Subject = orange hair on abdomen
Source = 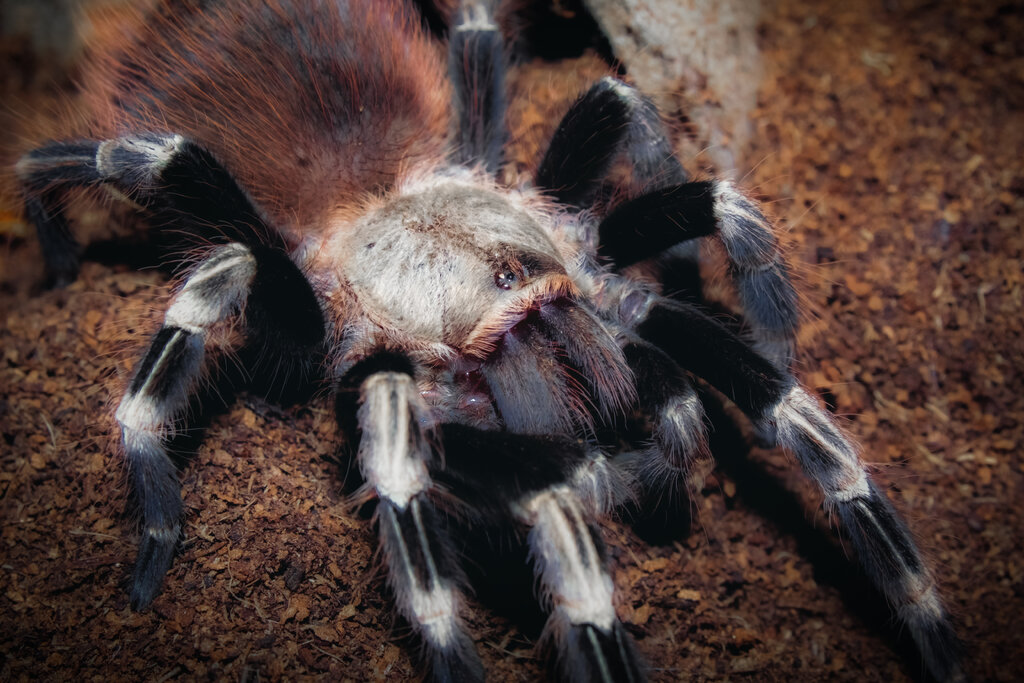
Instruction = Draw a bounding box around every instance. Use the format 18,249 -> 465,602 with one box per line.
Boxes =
80,0 -> 451,238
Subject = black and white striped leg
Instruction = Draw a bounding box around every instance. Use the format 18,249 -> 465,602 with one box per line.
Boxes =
16,133 -> 278,283
619,337 -> 711,503
631,294 -> 963,682
516,486 -> 644,683
583,78 -> 702,294
773,385 -> 964,683
837,483 -> 963,683
340,355 -> 483,683
710,180 -> 798,367
116,243 -> 257,609
597,178 -> 798,367
430,424 -> 633,524
425,426 -> 640,679
449,1 -> 506,176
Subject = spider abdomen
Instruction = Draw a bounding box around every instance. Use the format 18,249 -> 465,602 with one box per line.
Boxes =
81,0 -> 450,233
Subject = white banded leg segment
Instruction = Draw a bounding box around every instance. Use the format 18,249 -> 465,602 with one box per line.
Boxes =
115,243 -> 256,610
771,384 -> 963,682
356,372 -> 433,508
15,137 -> 170,283
94,133 -> 186,188
712,180 -> 798,368
771,384 -> 865,499
569,450 -> 636,518
648,378 -> 713,498
516,486 -> 644,683
14,133 -> 185,194
356,371 -> 483,682
164,244 -> 257,331
620,339 -> 711,501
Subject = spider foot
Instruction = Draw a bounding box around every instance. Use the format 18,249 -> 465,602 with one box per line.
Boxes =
557,621 -> 644,683
129,524 -> 179,611
124,428 -> 184,611
427,628 -> 486,683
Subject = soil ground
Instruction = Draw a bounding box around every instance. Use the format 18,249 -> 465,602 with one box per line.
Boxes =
1,0 -> 1022,681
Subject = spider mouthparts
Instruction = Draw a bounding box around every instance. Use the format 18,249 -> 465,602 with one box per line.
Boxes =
537,302 -> 636,420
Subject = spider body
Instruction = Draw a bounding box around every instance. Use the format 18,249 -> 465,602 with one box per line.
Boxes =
16,1 -> 963,681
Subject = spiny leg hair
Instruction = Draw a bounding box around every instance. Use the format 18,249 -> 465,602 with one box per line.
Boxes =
116,243 -> 256,610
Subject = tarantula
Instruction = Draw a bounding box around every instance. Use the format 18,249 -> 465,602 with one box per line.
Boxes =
15,0 -> 962,681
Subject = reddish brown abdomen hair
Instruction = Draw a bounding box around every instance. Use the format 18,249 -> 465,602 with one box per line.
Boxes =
81,0 -> 450,237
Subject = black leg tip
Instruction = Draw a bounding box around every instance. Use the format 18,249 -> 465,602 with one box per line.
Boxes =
909,615 -> 967,683
560,622 -> 645,683
128,530 -> 178,610
427,633 -> 485,683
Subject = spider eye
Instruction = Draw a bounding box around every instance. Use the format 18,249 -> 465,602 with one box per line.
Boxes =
495,269 -> 518,289
493,270 -> 516,288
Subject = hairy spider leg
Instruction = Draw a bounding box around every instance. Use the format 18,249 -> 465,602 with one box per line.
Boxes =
534,78 -> 632,209
617,337 -> 712,504
338,354 -> 484,683
449,1 -> 506,176
705,179 -> 798,368
16,134 -> 284,285
632,294 -> 964,683
597,177 -> 798,369
538,79 -> 799,368
517,486 -> 643,683
428,425 -> 643,683
596,181 -> 717,268
115,243 -> 256,609
17,131 -> 330,608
